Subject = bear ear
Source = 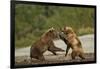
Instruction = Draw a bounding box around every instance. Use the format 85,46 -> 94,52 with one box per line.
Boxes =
64,26 -> 67,30
49,27 -> 55,32
51,27 -> 54,30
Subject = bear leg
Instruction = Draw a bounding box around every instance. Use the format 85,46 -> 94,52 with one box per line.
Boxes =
79,53 -> 85,59
71,51 -> 77,59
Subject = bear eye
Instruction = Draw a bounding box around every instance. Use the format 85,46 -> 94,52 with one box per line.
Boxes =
65,32 -> 68,34
49,30 -> 53,32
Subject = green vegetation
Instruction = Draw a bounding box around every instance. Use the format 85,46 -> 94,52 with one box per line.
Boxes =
15,4 -> 95,48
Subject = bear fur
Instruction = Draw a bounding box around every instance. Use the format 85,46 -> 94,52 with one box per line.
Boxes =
59,26 -> 85,59
30,27 -> 64,61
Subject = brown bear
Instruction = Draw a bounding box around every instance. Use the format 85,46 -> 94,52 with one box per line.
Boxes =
59,26 -> 85,59
30,27 -> 64,61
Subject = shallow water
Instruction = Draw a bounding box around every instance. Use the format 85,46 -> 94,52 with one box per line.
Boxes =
54,34 -> 94,53
15,34 -> 94,56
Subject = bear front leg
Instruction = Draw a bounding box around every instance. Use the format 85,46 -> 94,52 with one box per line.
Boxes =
65,46 -> 70,57
48,47 -> 57,55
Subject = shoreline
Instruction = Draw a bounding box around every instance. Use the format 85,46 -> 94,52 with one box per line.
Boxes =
15,34 -> 95,66
15,53 -> 95,66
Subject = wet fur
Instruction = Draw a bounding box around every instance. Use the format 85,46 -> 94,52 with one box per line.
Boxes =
30,28 -> 64,61
60,27 -> 85,60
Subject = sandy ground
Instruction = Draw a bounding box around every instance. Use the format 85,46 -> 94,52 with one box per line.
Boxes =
15,34 -> 95,66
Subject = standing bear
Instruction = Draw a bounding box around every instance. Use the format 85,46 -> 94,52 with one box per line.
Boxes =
30,27 -> 64,61
59,26 -> 85,59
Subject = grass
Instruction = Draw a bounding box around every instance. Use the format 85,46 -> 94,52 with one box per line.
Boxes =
77,27 -> 94,36
15,33 -> 39,48
15,27 -> 94,48
15,4 -> 95,48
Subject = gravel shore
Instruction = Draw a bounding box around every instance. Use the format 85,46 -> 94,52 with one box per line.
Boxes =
15,34 -> 95,66
15,53 -> 95,66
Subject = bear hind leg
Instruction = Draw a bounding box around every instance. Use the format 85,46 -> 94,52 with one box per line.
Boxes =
71,51 -> 76,59
38,54 -> 45,61
79,53 -> 85,59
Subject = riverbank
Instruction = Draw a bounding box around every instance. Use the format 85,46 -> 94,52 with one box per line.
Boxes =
15,34 -> 95,66
15,53 -> 95,66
